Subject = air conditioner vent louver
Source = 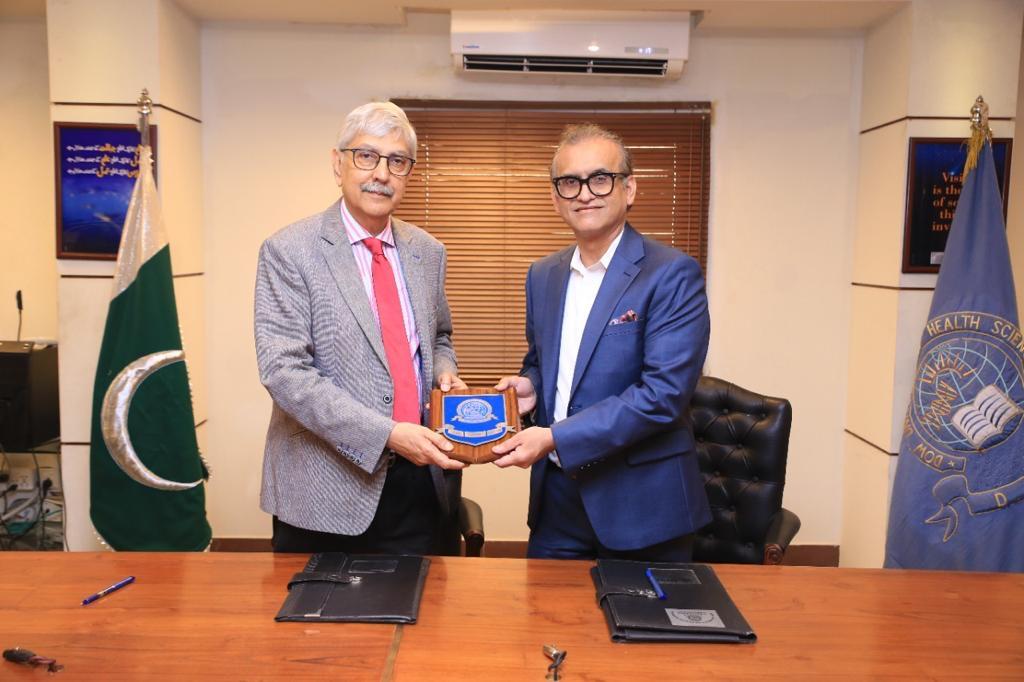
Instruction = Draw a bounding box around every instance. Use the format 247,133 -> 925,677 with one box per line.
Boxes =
451,11 -> 689,79
462,54 -> 670,77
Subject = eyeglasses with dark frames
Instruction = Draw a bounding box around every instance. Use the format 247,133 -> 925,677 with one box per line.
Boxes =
339,148 -> 416,176
551,172 -> 630,200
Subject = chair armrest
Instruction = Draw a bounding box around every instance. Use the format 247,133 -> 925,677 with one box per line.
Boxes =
459,497 -> 485,557
763,508 -> 801,565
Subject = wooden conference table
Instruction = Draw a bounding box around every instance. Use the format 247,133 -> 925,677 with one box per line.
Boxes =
0,553 -> 1021,680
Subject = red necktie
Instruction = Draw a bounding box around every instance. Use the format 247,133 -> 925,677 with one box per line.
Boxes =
363,237 -> 420,424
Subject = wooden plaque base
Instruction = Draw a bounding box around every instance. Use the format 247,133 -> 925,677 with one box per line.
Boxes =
429,387 -> 520,465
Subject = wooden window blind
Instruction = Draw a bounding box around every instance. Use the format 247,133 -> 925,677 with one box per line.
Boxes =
395,101 -> 711,385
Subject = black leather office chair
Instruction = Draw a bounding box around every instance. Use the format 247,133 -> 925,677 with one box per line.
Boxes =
437,498 -> 484,557
459,498 -> 484,557
689,376 -> 800,565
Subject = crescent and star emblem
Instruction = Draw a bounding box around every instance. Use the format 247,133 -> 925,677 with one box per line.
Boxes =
99,350 -> 203,491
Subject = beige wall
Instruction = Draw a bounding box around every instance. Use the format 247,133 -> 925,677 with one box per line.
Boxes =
201,12 -> 862,543
0,17 -> 59,532
0,18 -> 56,343
11,3 -> 1023,555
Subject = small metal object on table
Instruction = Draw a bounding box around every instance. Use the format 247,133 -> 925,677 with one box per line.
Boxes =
543,643 -> 566,680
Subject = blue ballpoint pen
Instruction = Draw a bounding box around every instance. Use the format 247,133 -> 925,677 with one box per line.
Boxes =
82,576 -> 135,606
645,568 -> 667,600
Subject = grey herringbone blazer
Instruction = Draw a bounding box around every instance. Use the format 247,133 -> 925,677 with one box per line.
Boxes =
254,200 -> 459,535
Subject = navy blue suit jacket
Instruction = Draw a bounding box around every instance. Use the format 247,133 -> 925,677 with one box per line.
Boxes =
522,224 -> 712,551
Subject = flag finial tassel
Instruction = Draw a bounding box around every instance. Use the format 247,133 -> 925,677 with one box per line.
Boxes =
964,95 -> 991,180
136,88 -> 153,148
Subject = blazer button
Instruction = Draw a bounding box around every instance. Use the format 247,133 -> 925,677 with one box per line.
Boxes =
383,395 -> 393,404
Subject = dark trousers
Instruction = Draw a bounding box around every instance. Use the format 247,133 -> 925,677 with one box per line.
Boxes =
272,457 -> 442,555
528,458 -> 695,562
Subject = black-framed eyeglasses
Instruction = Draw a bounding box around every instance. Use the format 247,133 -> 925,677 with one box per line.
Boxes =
551,172 -> 630,199
339,148 -> 416,176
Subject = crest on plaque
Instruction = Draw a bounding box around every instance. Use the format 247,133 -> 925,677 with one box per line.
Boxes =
429,387 -> 521,464
441,394 -> 508,446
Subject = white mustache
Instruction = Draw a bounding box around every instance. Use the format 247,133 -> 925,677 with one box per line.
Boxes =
361,182 -> 394,197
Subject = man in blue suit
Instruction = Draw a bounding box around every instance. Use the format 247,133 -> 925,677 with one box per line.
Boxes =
493,123 -> 711,561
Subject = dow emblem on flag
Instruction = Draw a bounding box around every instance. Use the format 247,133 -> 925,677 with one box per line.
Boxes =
905,311 -> 1024,540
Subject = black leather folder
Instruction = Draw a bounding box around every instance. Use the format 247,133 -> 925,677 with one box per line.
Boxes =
275,552 -> 430,623
590,559 -> 756,643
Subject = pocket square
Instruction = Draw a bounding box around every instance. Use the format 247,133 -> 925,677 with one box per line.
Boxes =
608,309 -> 639,326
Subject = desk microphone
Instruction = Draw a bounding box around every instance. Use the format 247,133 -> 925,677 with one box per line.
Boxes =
15,290 -> 22,342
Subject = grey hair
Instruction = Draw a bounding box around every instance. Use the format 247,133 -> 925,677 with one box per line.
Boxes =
336,101 -> 417,160
550,123 -> 633,178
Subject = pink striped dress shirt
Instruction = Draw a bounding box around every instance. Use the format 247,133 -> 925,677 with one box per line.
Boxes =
339,199 -> 423,397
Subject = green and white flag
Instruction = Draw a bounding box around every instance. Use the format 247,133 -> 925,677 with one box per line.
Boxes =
89,145 -> 211,551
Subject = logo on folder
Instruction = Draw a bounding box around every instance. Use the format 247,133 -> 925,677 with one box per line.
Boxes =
441,394 -> 509,446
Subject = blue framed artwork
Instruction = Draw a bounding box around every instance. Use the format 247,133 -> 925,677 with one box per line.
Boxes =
54,122 -> 157,260
903,137 -> 1011,273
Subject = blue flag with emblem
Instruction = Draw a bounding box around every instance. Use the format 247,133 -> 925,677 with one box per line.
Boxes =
885,108 -> 1024,572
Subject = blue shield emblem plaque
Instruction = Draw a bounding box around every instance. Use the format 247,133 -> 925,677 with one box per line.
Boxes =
430,387 -> 521,464
441,393 -> 509,446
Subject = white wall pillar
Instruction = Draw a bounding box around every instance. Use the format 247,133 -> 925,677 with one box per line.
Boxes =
841,0 -> 1022,567
0,17 -> 55,343
46,0 -> 205,550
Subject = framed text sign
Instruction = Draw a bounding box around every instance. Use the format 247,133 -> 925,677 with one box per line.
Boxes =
902,137 -> 1011,273
54,122 -> 157,260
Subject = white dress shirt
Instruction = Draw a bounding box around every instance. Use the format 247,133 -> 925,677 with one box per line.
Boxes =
550,228 -> 624,465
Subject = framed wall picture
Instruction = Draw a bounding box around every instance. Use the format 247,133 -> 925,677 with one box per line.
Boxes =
54,122 -> 157,260
902,137 -> 1012,273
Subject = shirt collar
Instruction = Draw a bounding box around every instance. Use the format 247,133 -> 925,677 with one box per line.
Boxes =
570,227 -> 625,275
340,198 -> 395,247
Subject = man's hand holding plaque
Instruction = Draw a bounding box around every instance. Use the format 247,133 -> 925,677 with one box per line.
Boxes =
429,386 -> 522,465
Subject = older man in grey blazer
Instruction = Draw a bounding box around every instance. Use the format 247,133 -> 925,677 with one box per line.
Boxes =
255,102 -> 466,555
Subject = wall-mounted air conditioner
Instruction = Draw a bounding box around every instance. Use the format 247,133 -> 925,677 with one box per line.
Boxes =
450,10 -> 691,79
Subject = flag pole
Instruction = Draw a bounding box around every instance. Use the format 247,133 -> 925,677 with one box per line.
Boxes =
136,88 -> 152,148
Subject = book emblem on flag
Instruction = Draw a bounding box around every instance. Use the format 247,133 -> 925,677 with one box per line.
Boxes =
441,394 -> 509,446
951,385 -> 1022,449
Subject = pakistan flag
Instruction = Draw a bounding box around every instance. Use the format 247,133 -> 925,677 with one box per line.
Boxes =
89,146 -> 211,551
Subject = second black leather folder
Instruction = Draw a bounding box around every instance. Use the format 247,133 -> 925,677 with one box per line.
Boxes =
275,552 -> 430,623
591,559 -> 756,643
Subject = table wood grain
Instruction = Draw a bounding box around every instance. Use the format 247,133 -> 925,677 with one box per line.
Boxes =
1,553 -> 1022,680
398,558 -> 1024,680
0,553 -> 394,680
